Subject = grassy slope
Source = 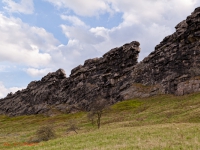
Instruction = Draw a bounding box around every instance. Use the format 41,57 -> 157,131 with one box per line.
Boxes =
0,93 -> 200,150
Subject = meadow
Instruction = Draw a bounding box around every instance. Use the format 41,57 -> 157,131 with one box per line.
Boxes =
0,93 -> 200,150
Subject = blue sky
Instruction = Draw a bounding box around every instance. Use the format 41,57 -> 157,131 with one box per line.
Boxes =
0,0 -> 200,98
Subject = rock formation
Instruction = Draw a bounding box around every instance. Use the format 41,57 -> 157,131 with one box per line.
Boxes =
0,41 -> 140,116
132,7 -> 200,95
0,69 -> 67,116
1,7 -> 200,116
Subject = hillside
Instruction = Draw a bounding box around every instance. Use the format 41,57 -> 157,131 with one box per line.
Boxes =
1,7 -> 200,116
0,93 -> 200,149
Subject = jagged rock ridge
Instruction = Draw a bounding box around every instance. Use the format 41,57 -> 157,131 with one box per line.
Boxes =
132,7 -> 200,95
0,41 -> 140,116
1,7 -> 200,116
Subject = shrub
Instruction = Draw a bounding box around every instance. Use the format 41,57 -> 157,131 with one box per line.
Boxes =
29,125 -> 56,143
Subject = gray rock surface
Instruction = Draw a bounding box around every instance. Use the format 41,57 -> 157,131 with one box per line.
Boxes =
1,7 -> 200,116
131,7 -> 200,95
0,41 -> 140,116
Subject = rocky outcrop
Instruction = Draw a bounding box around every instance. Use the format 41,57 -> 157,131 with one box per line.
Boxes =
131,7 -> 200,95
175,77 -> 200,95
1,7 -> 200,116
0,69 -> 67,116
60,41 -> 140,110
0,41 -> 140,116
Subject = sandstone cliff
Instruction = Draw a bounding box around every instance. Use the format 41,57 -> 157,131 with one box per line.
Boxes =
1,7 -> 200,116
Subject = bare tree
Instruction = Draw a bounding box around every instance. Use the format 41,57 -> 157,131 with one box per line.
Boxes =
88,97 -> 109,129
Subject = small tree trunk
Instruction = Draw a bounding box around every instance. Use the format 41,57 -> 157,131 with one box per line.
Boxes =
97,112 -> 102,129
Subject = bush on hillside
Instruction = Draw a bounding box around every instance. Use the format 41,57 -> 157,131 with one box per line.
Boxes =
29,125 -> 56,143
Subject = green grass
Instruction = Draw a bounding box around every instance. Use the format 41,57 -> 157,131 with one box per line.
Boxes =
0,93 -> 200,149
111,99 -> 142,111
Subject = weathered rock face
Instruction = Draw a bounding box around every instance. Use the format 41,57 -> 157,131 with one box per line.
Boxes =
1,7 -> 200,116
0,69 -> 67,116
60,41 -> 140,110
0,41 -> 140,116
131,7 -> 200,95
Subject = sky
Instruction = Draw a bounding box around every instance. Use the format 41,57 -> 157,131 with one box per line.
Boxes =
0,0 -> 200,98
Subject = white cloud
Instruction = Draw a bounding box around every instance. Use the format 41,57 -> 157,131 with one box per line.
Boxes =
2,0 -> 34,14
59,15 -> 173,62
87,23 -> 172,59
0,82 -> 24,98
90,27 -> 109,39
111,0 -> 198,28
0,13 -> 60,67
45,0 -> 198,22
0,12 -> 97,77
45,0 -> 112,17
25,68 -> 53,77
51,39 -> 101,75
58,0 -> 200,61
61,15 -> 86,27
0,0 -> 200,86
60,25 -> 105,44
